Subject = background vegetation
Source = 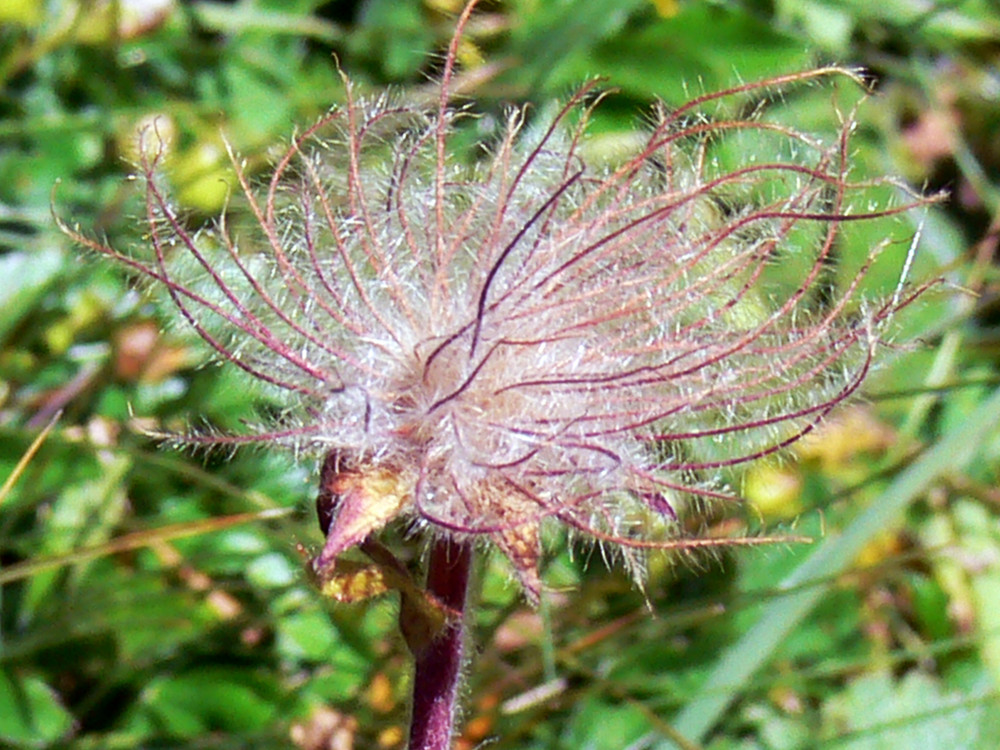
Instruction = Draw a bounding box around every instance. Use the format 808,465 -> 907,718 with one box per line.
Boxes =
3,0 -> 1000,748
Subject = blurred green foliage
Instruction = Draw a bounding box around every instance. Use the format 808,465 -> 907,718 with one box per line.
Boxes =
3,1 -> 1000,748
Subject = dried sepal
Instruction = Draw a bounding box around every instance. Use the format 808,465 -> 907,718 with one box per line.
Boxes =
316,560 -> 391,603
311,536 -> 458,654
363,540 -> 460,656
399,588 -> 455,658
312,456 -> 412,575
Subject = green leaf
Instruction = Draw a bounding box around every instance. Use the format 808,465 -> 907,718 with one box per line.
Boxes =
0,669 -> 74,747
539,3 -> 811,102
0,249 -> 64,343
821,670 -> 1000,749
127,667 -> 279,737
562,695 -> 651,749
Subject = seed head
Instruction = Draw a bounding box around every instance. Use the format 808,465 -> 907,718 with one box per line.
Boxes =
63,10 -> 935,603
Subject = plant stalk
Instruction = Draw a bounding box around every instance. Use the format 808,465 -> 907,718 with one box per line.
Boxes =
407,538 -> 474,750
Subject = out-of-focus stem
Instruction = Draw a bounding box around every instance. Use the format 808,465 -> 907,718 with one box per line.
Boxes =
407,538 -> 473,750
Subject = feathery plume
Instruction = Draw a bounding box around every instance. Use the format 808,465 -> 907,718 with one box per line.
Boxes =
62,12 -> 934,610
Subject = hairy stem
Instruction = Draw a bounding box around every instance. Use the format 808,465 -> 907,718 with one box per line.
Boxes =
407,539 -> 474,750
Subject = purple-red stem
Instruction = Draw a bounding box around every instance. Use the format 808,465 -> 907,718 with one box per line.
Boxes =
407,539 -> 474,750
